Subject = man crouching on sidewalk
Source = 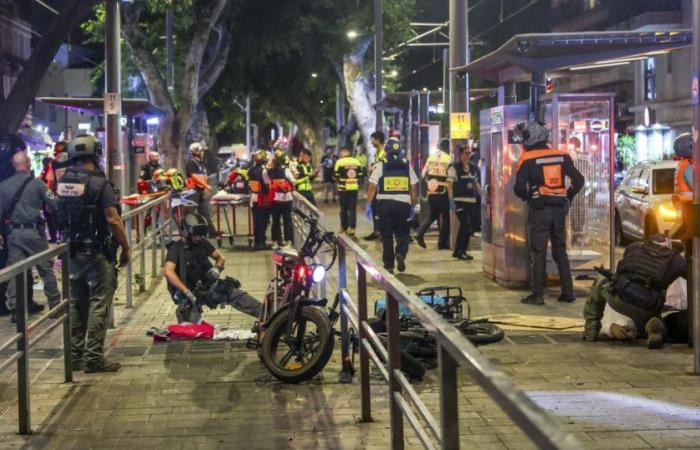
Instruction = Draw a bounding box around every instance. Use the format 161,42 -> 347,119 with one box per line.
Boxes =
164,213 -> 262,323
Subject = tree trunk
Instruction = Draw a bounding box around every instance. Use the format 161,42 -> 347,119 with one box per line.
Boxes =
158,114 -> 186,170
342,37 -> 377,163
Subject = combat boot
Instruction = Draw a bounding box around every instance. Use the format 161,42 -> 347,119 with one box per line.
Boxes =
85,359 -> 121,373
645,317 -> 667,350
520,294 -> 544,305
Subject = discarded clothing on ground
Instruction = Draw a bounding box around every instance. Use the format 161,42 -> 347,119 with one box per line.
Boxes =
146,322 -> 256,341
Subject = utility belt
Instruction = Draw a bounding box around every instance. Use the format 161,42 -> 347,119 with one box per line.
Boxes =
10,222 -> 41,230
69,238 -> 118,262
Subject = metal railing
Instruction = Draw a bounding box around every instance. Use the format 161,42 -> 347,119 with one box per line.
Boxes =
335,235 -> 584,450
0,193 -> 177,434
291,192 -> 327,299
121,193 -> 176,307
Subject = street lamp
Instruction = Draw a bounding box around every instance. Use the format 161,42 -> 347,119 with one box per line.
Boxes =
347,30 -> 359,40
311,72 -> 318,78
390,69 -> 398,77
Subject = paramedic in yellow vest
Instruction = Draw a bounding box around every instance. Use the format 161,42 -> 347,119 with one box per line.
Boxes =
364,131 -> 387,241
415,138 -> 452,250
366,137 -> 419,273
513,121 -> 584,306
334,146 -> 364,236
294,148 -> 317,206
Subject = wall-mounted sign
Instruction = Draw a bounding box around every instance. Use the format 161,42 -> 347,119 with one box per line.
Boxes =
104,92 -> 121,115
450,112 -> 471,139
589,119 -> 609,132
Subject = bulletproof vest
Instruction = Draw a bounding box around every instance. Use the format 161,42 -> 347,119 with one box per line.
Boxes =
616,241 -> 676,289
56,169 -> 111,248
167,240 -> 213,293
378,158 -> 410,195
452,162 -> 478,201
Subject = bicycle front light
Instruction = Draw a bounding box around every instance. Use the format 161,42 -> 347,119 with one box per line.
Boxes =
311,265 -> 326,284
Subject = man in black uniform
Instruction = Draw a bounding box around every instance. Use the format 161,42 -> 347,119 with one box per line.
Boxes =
139,151 -> 161,181
448,146 -> 481,261
513,121 -> 584,305
57,134 -> 130,372
164,213 -> 262,323
186,142 -> 216,236
366,138 -> 419,273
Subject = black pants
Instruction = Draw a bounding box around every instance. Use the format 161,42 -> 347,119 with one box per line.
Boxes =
377,200 -> 411,269
527,205 -> 573,298
299,190 -> 316,206
417,194 -> 450,249
371,199 -> 379,233
455,201 -> 474,255
252,205 -> 270,246
468,200 -> 481,233
338,191 -> 358,230
271,202 -> 293,243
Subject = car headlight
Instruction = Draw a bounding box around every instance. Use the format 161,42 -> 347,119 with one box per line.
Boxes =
657,203 -> 679,221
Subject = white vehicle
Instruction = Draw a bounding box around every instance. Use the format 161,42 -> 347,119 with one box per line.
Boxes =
614,160 -> 679,244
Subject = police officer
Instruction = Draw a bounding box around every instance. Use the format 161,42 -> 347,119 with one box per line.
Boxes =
294,148 -> 318,205
0,151 -> 60,322
139,151 -> 162,181
366,138 -> 418,273
334,146 -> 364,236
268,150 -> 295,246
513,121 -> 584,305
57,135 -> 130,372
448,146 -> 481,261
363,131 -> 387,241
249,150 -> 272,250
416,138 -> 452,250
186,142 -> 216,237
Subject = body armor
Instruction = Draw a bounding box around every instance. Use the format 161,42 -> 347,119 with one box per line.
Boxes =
378,159 -> 410,197
451,161 -> 478,203
616,241 -> 676,289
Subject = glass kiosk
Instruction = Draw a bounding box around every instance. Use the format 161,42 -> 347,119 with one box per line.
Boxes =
480,93 -> 615,288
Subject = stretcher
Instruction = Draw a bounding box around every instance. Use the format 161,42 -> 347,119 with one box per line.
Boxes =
211,191 -> 253,249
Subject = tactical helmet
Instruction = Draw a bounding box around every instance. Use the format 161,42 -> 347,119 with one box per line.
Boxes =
181,213 -> 209,238
673,133 -> 692,159
438,138 -> 450,153
68,134 -> 103,161
254,149 -> 269,163
386,137 -> 401,155
514,121 -> 551,148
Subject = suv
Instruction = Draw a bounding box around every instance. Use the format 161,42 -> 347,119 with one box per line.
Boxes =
614,160 -> 679,244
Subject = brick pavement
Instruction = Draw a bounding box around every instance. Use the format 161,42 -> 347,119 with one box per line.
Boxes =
0,195 -> 697,449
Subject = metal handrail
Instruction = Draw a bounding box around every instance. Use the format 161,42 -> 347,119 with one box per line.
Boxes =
336,234 -> 584,449
291,192 -> 327,299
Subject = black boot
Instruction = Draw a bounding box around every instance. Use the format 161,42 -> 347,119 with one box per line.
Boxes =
520,294 -> 544,305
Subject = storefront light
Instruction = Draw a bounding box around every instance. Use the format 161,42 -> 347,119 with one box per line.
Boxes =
146,117 -> 160,126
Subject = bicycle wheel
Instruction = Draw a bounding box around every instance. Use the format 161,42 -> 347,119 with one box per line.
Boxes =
457,320 -> 505,346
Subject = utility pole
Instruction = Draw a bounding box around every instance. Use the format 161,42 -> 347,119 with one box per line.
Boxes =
449,0 -> 470,148
374,0 -> 383,131
105,0 -> 124,195
245,96 -> 251,153
691,0 -> 700,374
166,8 -> 174,93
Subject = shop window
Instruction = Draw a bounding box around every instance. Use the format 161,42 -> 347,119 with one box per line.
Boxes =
644,58 -> 656,101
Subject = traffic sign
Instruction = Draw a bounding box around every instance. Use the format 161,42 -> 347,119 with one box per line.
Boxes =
450,112 -> 471,139
104,92 -> 121,115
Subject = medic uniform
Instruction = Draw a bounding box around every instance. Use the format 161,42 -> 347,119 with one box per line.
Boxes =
514,147 -> 584,303
334,155 -> 364,233
416,150 -> 451,249
294,160 -> 316,205
248,164 -> 271,248
268,165 -> 295,245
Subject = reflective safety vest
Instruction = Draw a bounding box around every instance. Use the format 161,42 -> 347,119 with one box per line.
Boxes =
268,167 -> 293,203
451,162 -> 479,203
424,152 -> 450,195
294,162 -> 314,192
377,158 -> 411,204
515,148 -> 570,198
675,158 -> 693,199
334,156 -> 363,191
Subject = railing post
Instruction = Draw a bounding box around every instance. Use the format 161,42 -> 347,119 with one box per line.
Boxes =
338,245 -> 354,383
386,291 -> 404,449
439,344 -> 459,450
357,263 -> 372,422
125,217 -> 133,308
139,213 -> 146,290
151,206 -> 157,278
61,253 -> 73,383
15,271 -> 30,434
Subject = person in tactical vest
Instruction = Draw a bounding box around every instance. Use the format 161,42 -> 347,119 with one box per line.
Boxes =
57,134 -> 130,373
366,138 -> 419,273
448,146 -> 481,261
415,138 -> 452,250
164,213 -> 262,323
0,152 -> 60,323
139,151 -> 162,181
583,235 -> 687,349
249,150 -> 272,250
513,121 -> 584,305
294,148 -> 317,205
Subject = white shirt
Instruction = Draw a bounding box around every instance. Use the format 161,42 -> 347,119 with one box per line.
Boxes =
369,161 -> 419,204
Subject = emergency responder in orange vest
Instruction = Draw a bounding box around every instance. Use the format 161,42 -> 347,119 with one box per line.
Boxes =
268,150 -> 295,247
514,121 -> 584,305
674,133 -> 693,200
415,138 -> 452,250
249,150 -> 272,250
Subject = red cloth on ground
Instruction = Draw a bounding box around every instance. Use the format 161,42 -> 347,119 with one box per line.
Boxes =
166,321 -> 214,339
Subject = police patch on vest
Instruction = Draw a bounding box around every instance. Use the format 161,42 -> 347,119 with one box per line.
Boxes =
57,182 -> 86,197
427,179 -> 440,192
383,176 -> 409,192
346,168 -> 357,179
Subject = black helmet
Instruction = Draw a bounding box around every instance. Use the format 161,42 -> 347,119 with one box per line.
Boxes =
673,133 -> 692,159
181,213 -> 209,238
68,134 -> 103,161
386,137 -> 401,156
514,121 -> 550,148
438,138 -> 450,153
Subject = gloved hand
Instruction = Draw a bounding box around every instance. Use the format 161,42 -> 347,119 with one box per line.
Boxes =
364,204 -> 373,221
449,198 -> 457,212
184,290 -> 197,304
207,267 -> 221,282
